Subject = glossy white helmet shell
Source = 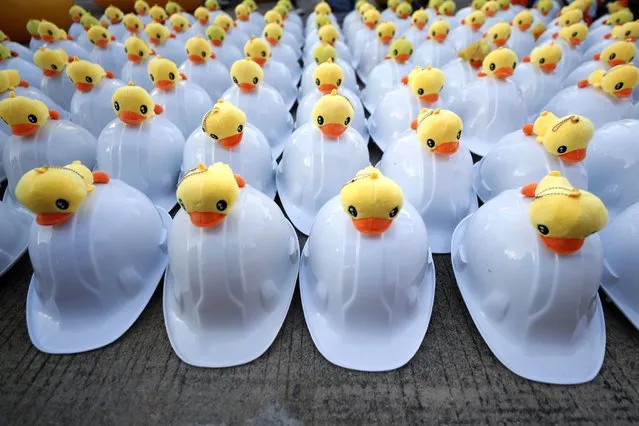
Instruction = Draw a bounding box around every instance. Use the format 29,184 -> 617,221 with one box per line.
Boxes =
440,58 -> 480,99
182,124 -> 276,198
451,189 -> 605,384
473,129 -> 588,202
152,38 -> 187,65
39,71 -> 78,111
378,130 -> 477,253
510,63 -> 562,120
584,119 -> 639,216
361,59 -> 415,114
164,186 -> 299,367
0,127 -> 8,181
300,196 -> 436,371
449,26 -> 483,52
70,77 -> 126,137
26,180 -> 171,354
0,201 -> 30,277
276,123 -> 370,235
261,60 -> 297,110
178,58 -> 231,101
151,81 -> 213,139
506,28 -> 536,60
270,43 -> 302,81
89,42 -> 128,79
413,40 -> 456,68
356,39 -> 392,83
96,116 -> 186,211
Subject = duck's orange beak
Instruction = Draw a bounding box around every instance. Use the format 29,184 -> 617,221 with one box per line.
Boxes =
365,21 -> 375,29
43,69 -> 60,77
380,35 -> 393,44
95,39 -> 109,48
432,141 -> 459,155
153,18 -> 164,23
237,82 -> 256,92
149,37 -> 161,45
559,148 -> 586,163
320,123 -> 348,138
420,93 -> 439,103
75,82 -> 94,92
540,63 -> 557,73
218,132 -> 244,148
172,25 -> 183,32
352,217 -> 393,235
72,16 -> 81,23
189,54 -> 206,64
127,26 -> 139,33
486,10 -> 496,17
569,37 -> 582,46
399,12 -> 409,18
189,211 -> 226,227
493,67 -> 513,78
414,22 -> 426,30
519,23 -> 531,31
211,39 -> 222,46
251,57 -> 267,67
119,111 -> 146,125
36,212 -> 73,226
445,11 -> 453,16
198,18 -> 208,25
42,34 -> 55,43
615,87 -> 633,98
540,9 -> 549,16
128,53 -> 143,63
470,59 -> 483,68
155,80 -> 175,90
540,235 -> 584,255
434,33 -> 447,42
11,123 -> 40,136
318,83 -> 337,94
493,38 -> 507,47
471,22 -> 482,31
238,15 -> 249,21
395,53 -> 410,63
266,36 -> 278,45
137,8 -> 147,14
608,59 -> 626,67
110,17 -> 120,24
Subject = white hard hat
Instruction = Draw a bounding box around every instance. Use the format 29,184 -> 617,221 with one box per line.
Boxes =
0,201 -> 31,277
361,59 -> 415,114
151,81 -> 213,140
70,78 -> 126,137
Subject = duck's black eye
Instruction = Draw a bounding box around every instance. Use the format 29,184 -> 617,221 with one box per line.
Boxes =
180,24 -> 184,28
186,49 -> 190,54
169,72 -> 175,80
378,32 -> 382,37
610,53 -> 617,60
51,64 -> 58,70
537,224 -> 549,235
47,30 -> 53,35
315,57 -> 320,64
264,32 -> 268,37
102,33 -> 107,38
489,63 -> 496,71
261,50 -> 266,57
200,51 -> 206,57
237,124 -> 243,133
178,198 -> 186,210
210,133 -> 218,139
417,88 -> 424,95
409,49 -> 413,55
114,101 -> 120,111
315,78 -> 320,86
344,116 -> 350,125
426,138 -> 436,148
125,47 -> 129,53
471,17 -> 475,22
317,115 -> 324,125
216,199 -> 227,211
27,114 -> 37,123
512,62 -> 516,69
336,78 -> 342,86
135,24 -> 139,28
457,130 -> 462,139
156,33 -> 161,38
55,199 -> 70,210
493,33 -> 498,39
431,30 -> 436,36
91,39 -> 95,44
139,50 -> 143,56
348,205 -> 357,217
140,104 -> 148,114
252,77 -> 258,84
557,145 -> 567,153
615,81 -> 624,90
150,74 -> 155,81
518,20 -> 522,24
393,49 -> 398,55
539,57 -> 545,64
572,31 -> 578,37
626,31 -> 631,36
389,207 -> 398,218
233,76 -> 238,84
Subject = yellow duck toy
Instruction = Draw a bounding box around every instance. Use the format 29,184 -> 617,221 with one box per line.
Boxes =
577,64 -> 639,98
522,42 -> 563,73
496,0 -> 510,12
593,40 -> 636,67
124,36 -> 154,64
315,2 -> 332,16
438,0 -> 456,16
235,4 -> 251,22
363,9 -> 381,30
312,89 -> 354,138
165,1 -> 184,16
0,93 -> 60,136
485,21 -> 512,48
87,26 -> 116,49
66,60 -> 113,92
427,20 -> 450,43
411,9 -> 430,31
531,22 -> 546,41
81,15 -> 100,33
415,108 -> 463,155
206,25 -> 227,47
602,9 -> 634,27
387,37 -> 413,63
33,48 -> 71,77
145,23 -> 176,47
609,20 -> 639,42
169,14 -> 191,35
149,5 -> 168,24
244,37 -> 272,67
315,15 -> 332,31
512,10 -> 534,32
104,5 -> 124,25
553,22 -> 588,47
148,56 -> 187,91
477,47 -> 518,79
409,66 -> 446,104
557,9 -> 583,28
607,0 -> 627,14
482,1 -> 499,18
185,36 -> 215,64
0,70 -> 29,90
312,42 -> 338,64
472,0 -> 488,10
263,23 -> 285,46
135,0 -> 150,17
123,13 -> 145,37
428,0 -> 444,10
522,111 -> 594,162
111,82 -> 164,125
38,21 -> 67,44
520,171 -> 608,255
230,58 -> 263,92
312,59 -> 344,94
15,162 -> 110,226
201,99 -> 246,148
340,167 -> 404,235
194,7 -> 210,26
264,10 -> 283,26
396,2 -> 413,20
458,39 -> 492,69
214,14 -> 235,34
176,162 -> 246,228
318,25 -> 340,46
461,11 -> 486,32
27,19 -> 42,41
206,0 -> 221,12
70,5 -> 87,24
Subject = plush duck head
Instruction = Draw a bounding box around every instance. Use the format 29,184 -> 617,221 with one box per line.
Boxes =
481,1 -> 499,18
194,7 -> 210,26
554,22 -> 588,47
15,162 -> 109,226
593,40 -> 636,67
358,3 -> 374,17
496,0 -> 510,11
105,5 -> 124,25
461,11 -> 486,32
145,22 -> 174,46
536,0 -> 553,16
27,19 -> 42,39
165,1 -> 184,16
112,82 -> 163,125
608,0 -> 627,14
0,70 -> 30,92
411,9 -> 430,30
206,25 -> 227,47
437,0 -> 456,17
38,21 -> 64,43
318,25 -> 340,46
603,9 -> 633,27
607,20 -> 639,42
245,0 -> 259,13
512,10 -> 534,32
428,20 -> 450,43
313,59 -> 344,94
214,14 -> 235,33
148,56 -> 186,91
206,0 -> 220,12
87,25 -> 116,49
428,0 -> 444,10
315,14 -> 332,30
0,93 -> 60,136
230,58 -> 263,92
235,4 -> 250,22
472,0 -> 488,9
124,36 -> 153,64
123,13 -> 145,35
244,36 -> 272,67
33,48 -> 71,77
201,100 -> 246,148
522,42 -> 562,73
69,5 -> 87,24
185,36 -> 214,64
387,37 -> 413,63
522,111 -> 594,162
264,10 -> 283,26
485,21 -> 512,48
521,171 -> 608,255
531,22 -> 546,41
315,2 -> 332,16
578,64 -> 639,99
340,167 -> 404,236
388,0 -> 400,12
66,60 -> 112,92
0,44 -> 16,63
176,162 -> 245,228
135,0 -> 150,16
557,8 -> 582,28
263,23 -> 284,46
312,42 -> 338,64
396,2 -> 413,19
409,66 -> 446,104
458,39 -> 491,69
149,5 -> 168,24
478,47 -> 518,79
169,14 -> 191,34
81,14 -> 100,32
312,89 -> 354,138
416,108 -> 463,155
363,9 -> 381,30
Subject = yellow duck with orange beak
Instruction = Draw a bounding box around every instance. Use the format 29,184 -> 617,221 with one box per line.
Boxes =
312,59 -> 344,94
522,42 -> 563,74
461,10 -> 486,32
148,56 -> 188,92
312,89 -> 354,139
230,58 -> 263,93
522,111 -> 594,162
111,82 -> 164,126
201,100 -> 246,149
484,21 -> 511,48
577,64 -> 639,99
0,93 -> 60,136
478,47 -> 518,79
122,13 -> 146,39
416,108 -> 463,155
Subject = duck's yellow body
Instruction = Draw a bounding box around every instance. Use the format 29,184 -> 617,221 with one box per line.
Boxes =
461,11 -> 485,32
523,111 -> 594,162
485,21 -> 511,48
124,36 -> 153,64
312,42 -> 337,64
594,41 -> 636,67
244,37 -> 272,67
185,36 -> 213,64
112,82 -> 163,125
411,9 -> 429,30
201,100 -> 246,148
428,19 -> 450,43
